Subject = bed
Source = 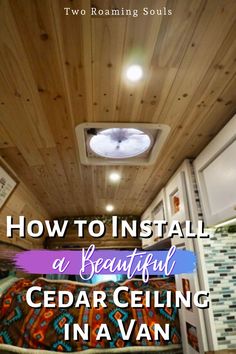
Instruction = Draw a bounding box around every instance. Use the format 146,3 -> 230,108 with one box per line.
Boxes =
0,275 -> 182,353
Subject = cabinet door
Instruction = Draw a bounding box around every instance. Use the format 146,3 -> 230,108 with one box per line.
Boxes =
175,272 -> 205,354
151,189 -> 168,244
141,189 -> 167,249
194,115 -> 236,226
141,210 -> 152,249
165,171 -> 189,224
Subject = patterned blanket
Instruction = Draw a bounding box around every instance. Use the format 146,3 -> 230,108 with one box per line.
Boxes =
0,278 -> 181,352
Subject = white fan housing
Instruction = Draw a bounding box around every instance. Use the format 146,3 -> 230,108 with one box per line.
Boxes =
75,123 -> 170,166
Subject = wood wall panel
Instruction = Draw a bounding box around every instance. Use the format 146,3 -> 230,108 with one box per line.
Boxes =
0,162 -> 49,249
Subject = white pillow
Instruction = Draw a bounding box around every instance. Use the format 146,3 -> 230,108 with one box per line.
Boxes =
0,276 -> 18,297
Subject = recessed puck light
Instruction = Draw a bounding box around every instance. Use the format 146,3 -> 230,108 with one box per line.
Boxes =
109,172 -> 121,182
126,65 -> 143,82
106,204 -> 114,212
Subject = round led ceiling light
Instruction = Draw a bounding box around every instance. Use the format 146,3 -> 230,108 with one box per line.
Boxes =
106,204 -> 114,212
126,65 -> 143,82
109,172 -> 121,182
89,128 -> 152,159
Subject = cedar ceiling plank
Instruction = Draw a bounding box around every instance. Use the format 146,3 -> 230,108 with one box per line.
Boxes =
0,147 -> 36,188
158,0 -> 236,126
0,1 -> 55,154
172,24 -> 236,134
55,143 -> 89,216
99,166 -> 109,201
120,166 -> 149,206
0,0 -> 235,217
182,76 -> 236,156
0,175 -> 49,221
0,123 -> 15,148
6,1 -> 86,214
18,184 -> 49,221
91,17 -> 127,122
8,0 -> 76,147
129,1 -> 235,214
91,166 -> 107,214
77,164 -> 97,213
50,0 -> 96,214
52,0 -> 93,125
146,19 -> 236,167
113,0 -> 167,123
39,147 -> 78,216
9,0 -> 66,97
136,76 -> 236,212
153,65 -> 236,171
32,164 -> 68,212
8,0 -> 87,215
136,0 -> 206,123
91,0 -> 133,11
0,94 -> 45,167
0,147 -> 61,216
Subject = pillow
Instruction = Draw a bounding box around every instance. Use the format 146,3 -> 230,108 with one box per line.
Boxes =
0,275 -> 19,297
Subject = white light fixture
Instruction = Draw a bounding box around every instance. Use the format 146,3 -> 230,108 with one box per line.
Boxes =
109,172 -> 121,182
89,128 -> 152,159
126,65 -> 143,82
106,204 -> 114,212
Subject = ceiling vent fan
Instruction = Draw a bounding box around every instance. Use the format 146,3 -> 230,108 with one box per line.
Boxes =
75,123 -> 170,166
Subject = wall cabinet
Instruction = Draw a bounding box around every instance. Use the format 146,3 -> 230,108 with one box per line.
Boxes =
194,114 -> 236,226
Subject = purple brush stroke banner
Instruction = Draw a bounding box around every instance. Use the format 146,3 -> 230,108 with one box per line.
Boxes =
13,245 -> 196,281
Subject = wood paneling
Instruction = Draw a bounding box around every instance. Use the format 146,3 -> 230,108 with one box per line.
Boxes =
0,0 -> 235,218
0,160 -> 49,249
46,223 -> 141,249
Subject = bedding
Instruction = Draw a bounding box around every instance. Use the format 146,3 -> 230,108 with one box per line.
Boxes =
0,275 -> 18,297
0,277 -> 181,352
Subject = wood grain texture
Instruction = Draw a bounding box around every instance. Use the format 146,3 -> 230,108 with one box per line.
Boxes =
45,223 -> 141,249
0,0 -> 235,218
0,160 -> 49,249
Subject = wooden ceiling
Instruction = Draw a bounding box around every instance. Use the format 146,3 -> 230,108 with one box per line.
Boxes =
0,0 -> 236,218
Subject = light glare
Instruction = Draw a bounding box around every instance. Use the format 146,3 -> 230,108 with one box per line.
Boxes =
109,172 -> 121,182
126,65 -> 143,82
106,204 -> 114,212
